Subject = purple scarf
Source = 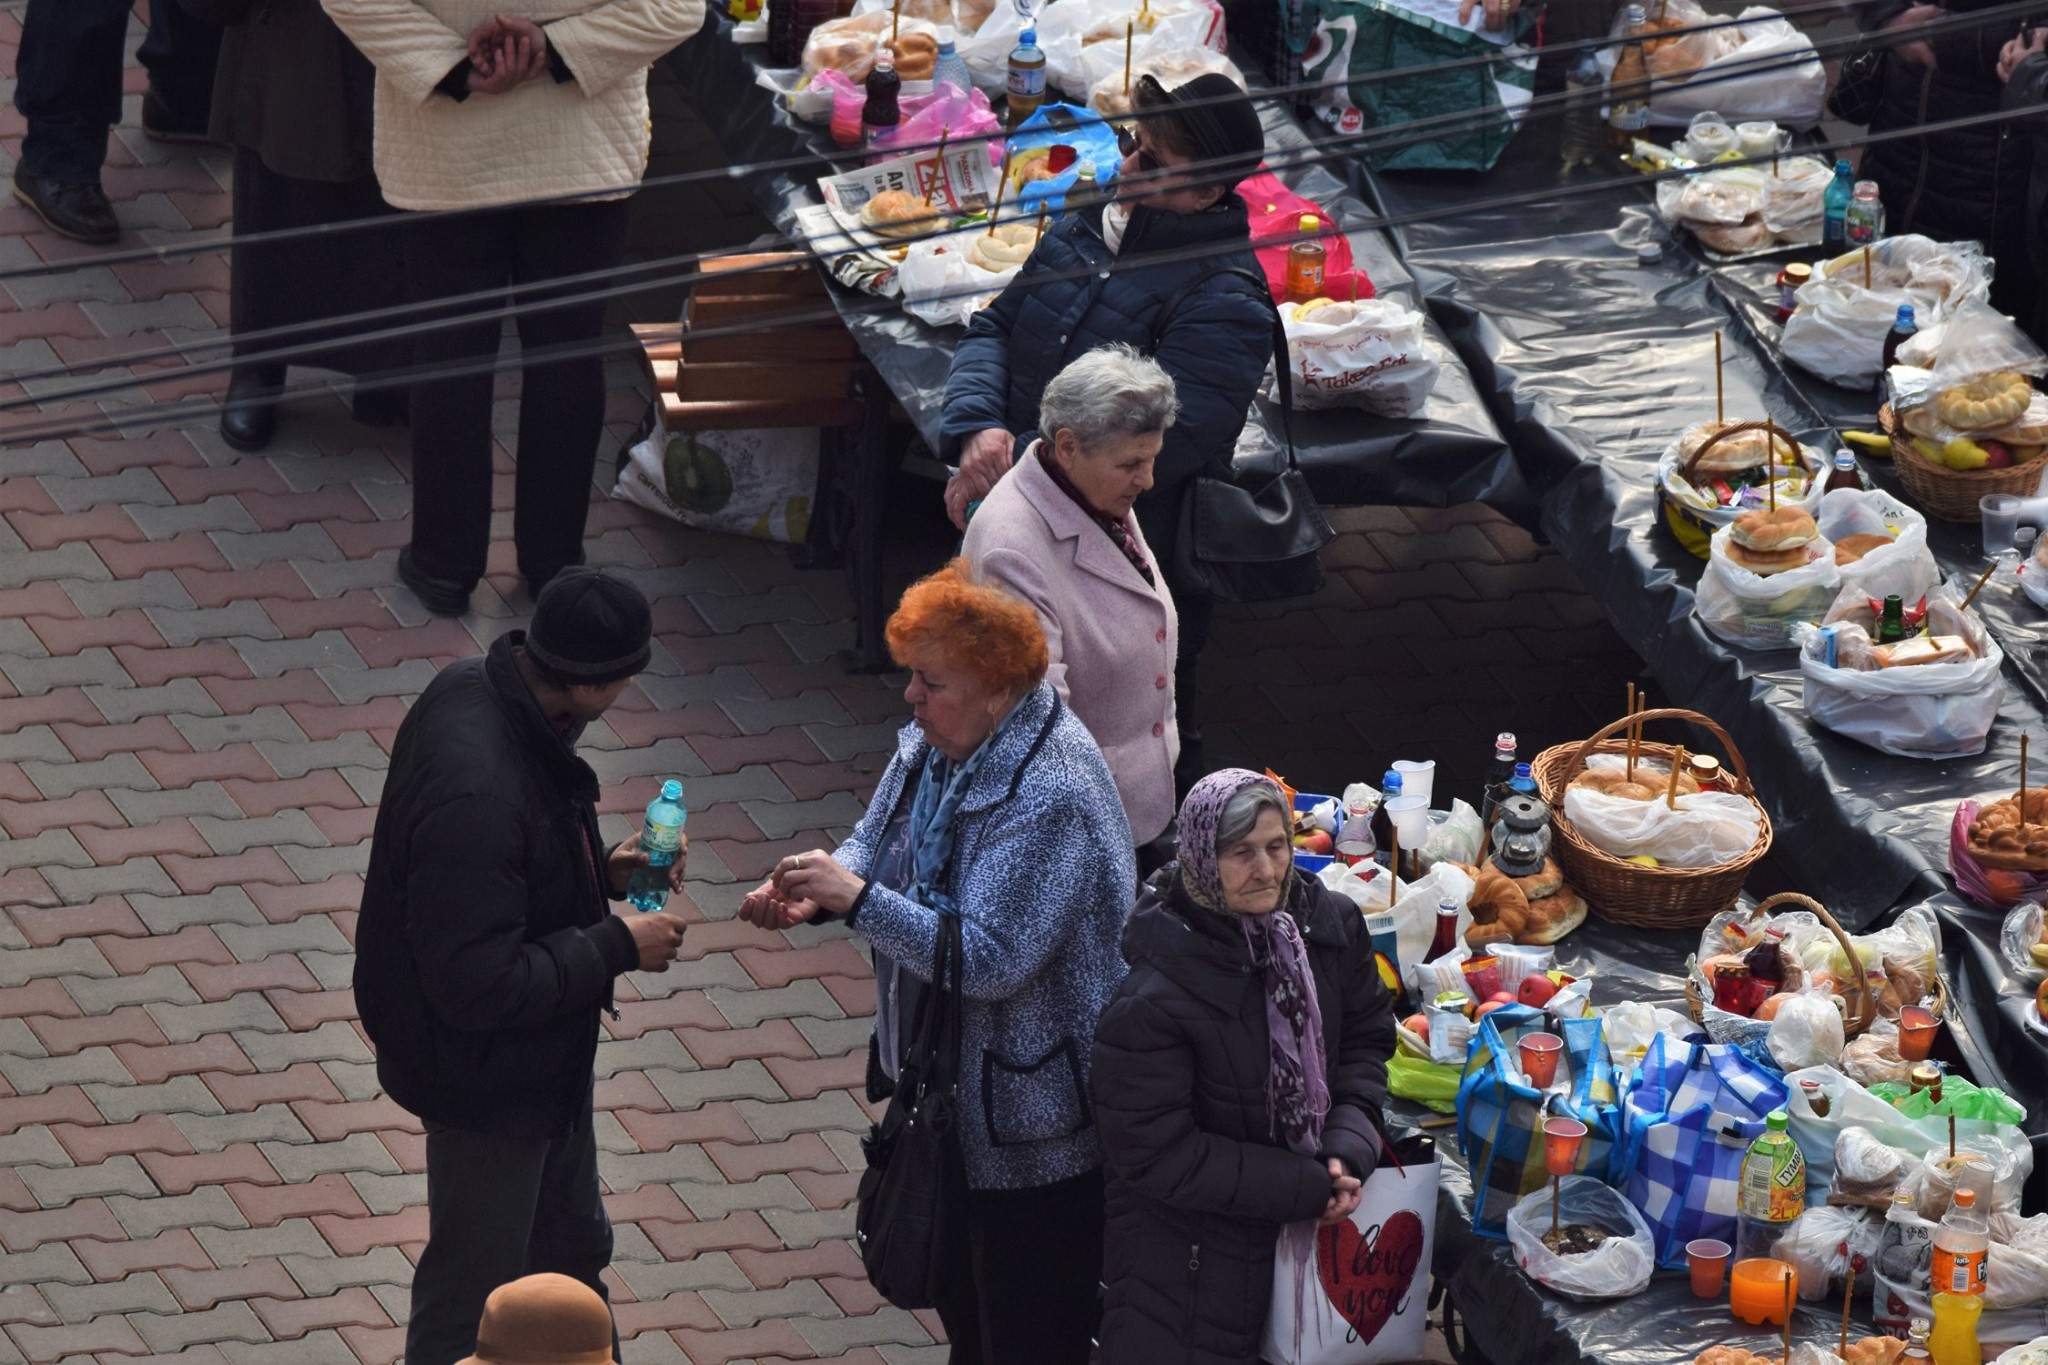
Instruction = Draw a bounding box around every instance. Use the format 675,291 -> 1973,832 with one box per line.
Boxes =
1177,769 -> 1330,1155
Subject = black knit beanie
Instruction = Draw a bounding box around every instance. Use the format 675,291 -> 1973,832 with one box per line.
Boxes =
526,568 -> 652,686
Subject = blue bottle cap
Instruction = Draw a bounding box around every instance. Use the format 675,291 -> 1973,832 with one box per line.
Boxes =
1019,27 -> 1036,42
1834,158 -> 1851,174
1382,770 -> 1402,792
660,779 -> 683,801
1513,762 -> 1534,780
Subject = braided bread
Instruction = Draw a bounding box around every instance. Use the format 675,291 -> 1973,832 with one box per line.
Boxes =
1935,371 -> 2033,431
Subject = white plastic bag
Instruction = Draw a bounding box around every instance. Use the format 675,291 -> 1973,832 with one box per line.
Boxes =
1927,300 -> 2048,390
1813,487 -> 1934,601
1794,582 -> 2004,760
1695,520 -> 1841,649
613,426 -> 818,544
1831,1126 -> 1918,1207
1603,1001 -> 1703,1060
1768,991 -> 1847,1071
1320,860 -> 1474,970
2001,902 -> 2048,985
896,236 -> 1021,328
1263,1153 -> 1439,1365
1419,799 -> 1485,869
1777,1205 -> 1885,1299
1656,8 -> 1825,128
1504,1178 -> 1656,1301
1784,236 -> 1995,386
1085,43 -> 1242,115
1276,299 -> 1441,416
1561,786 -> 1763,867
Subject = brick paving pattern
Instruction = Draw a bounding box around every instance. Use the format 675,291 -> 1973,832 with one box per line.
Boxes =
0,10 -> 1642,1363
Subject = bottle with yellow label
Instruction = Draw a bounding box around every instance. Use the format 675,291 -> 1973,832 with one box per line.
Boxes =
1736,1109 -> 1806,1259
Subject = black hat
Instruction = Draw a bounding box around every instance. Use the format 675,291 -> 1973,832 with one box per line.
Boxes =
1145,72 -> 1266,180
526,568 -> 652,686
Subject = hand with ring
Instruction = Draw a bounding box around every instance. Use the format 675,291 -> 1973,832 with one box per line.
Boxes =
770,849 -> 866,916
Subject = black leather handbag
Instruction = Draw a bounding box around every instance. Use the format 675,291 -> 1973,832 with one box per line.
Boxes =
1150,268 -> 1334,604
1830,44 -> 1889,126
853,914 -> 967,1309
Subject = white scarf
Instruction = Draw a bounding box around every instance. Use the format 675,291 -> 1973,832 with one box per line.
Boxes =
1101,201 -> 1131,255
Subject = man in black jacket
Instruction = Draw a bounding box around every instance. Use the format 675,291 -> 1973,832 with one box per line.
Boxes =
353,569 -> 689,1365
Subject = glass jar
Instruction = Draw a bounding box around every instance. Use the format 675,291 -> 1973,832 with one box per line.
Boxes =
1846,181 -> 1885,246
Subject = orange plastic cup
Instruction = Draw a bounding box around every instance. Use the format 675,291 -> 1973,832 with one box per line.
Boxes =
1898,1006 -> 1937,1062
1729,1258 -> 1797,1325
1542,1117 -> 1587,1178
1687,1238 -> 1731,1299
1520,1032 -> 1564,1089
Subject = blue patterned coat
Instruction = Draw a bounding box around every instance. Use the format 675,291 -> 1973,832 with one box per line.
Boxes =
837,681 -> 1136,1190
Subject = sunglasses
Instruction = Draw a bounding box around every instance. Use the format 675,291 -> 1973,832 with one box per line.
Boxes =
1115,124 -> 1162,175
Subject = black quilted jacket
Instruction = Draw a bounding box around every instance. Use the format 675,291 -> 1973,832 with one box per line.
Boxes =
1090,870 -> 1396,1365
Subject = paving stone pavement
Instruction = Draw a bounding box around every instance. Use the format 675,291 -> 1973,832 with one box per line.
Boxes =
0,9 -> 1640,1364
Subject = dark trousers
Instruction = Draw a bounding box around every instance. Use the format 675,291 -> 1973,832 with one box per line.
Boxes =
402,196 -> 632,589
933,1169 -> 1105,1365
16,0 -> 219,184
407,1108 -> 618,1365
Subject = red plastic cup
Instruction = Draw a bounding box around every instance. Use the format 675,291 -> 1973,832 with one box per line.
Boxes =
1687,1238 -> 1731,1299
1520,1032 -> 1564,1089
1542,1117 -> 1587,1178
1898,1006 -> 1937,1062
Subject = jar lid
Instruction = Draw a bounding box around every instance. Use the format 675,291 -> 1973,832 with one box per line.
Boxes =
1636,242 -> 1663,265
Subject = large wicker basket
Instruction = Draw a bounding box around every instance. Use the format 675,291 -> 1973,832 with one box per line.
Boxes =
1682,893 -> 1879,1039
1881,404 -> 2047,522
1532,706 -> 1773,930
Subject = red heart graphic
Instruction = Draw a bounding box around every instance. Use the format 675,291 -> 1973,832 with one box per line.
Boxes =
1316,1209 -> 1425,1346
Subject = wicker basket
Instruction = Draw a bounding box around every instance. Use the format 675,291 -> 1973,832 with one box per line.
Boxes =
1532,706 -> 1773,930
1880,404 -> 2047,522
1681,893 -> 1880,1038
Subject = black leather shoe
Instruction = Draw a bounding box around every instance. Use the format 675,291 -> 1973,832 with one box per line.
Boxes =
11,168 -> 117,245
141,89 -> 213,144
398,546 -> 472,617
219,368 -> 282,452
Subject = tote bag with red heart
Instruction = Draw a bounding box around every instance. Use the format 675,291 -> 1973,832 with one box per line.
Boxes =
1260,1143 -> 1440,1365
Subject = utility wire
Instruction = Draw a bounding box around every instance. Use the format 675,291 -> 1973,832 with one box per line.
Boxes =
0,3 -> 1996,404
8,97 -> 2041,448
0,0 -> 1949,280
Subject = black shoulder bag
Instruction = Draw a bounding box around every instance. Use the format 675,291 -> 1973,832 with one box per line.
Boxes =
1830,44 -> 1889,126
854,913 -> 967,1309
1149,267 -> 1334,604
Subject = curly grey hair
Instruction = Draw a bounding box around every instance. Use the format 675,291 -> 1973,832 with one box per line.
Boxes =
1215,781 -> 1289,853
1037,344 -> 1180,450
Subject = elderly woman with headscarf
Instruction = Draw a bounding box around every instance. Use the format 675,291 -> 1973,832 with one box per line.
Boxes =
738,559 -> 1134,1365
1091,768 -> 1397,1365
963,344 -> 1180,868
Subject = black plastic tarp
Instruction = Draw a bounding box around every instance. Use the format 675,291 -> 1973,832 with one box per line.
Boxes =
665,21 -> 1529,514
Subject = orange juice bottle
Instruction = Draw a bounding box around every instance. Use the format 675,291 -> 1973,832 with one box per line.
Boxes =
1931,1188 -> 1989,1299
1286,215 -> 1326,303
1928,1291 -> 1982,1365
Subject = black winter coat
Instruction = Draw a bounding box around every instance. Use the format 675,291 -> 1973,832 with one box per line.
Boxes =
938,197 -> 1276,554
2006,49 -> 2048,341
1091,871 -> 1396,1365
1852,0 -> 2035,311
354,633 -> 638,1139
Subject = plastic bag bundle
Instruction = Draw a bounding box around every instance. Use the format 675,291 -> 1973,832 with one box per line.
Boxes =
1985,1214 -> 2048,1310
1831,1128 -> 1917,1207
1777,1205 -> 1885,1300
1596,0 -> 1823,127
1419,799 -> 1486,869
1083,40 -> 1241,115
1840,1029 -> 1913,1089
1784,236 -> 1994,386
1504,1177 -> 1657,1300
1696,520 -> 1842,649
1927,300 -> 2048,390
1768,991 -> 1847,1071
1812,487 -> 1934,601
1603,1000 -> 1704,1059
896,234 -> 1022,329
2001,902 -> 2048,984
1275,298 -> 1440,416
1795,580 -> 2003,761
1562,785 -> 1763,868
801,11 -> 942,82
1761,159 -> 1835,238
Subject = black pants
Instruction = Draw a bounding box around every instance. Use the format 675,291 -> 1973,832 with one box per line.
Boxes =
933,1169 -> 1105,1365
407,1108 -> 618,1365
402,197 -> 632,589
16,0 -> 218,184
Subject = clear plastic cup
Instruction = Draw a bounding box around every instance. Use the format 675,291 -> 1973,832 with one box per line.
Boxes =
1983,493 -> 2023,557
1392,760 -> 1436,808
1387,794 -> 1430,849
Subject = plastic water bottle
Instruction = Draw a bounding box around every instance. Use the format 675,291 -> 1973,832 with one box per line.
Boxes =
933,27 -> 972,94
1005,27 -> 1046,131
628,780 -> 686,912
1736,1109 -> 1806,1259
1559,51 -> 1605,175
1822,159 -> 1854,250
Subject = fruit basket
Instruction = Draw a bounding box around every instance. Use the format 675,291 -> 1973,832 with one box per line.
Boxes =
1881,403 -> 2047,522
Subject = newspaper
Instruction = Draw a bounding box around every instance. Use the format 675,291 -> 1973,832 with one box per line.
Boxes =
818,144 -> 996,237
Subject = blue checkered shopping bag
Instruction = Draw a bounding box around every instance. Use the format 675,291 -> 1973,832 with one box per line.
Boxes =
1614,1034 -> 1788,1268
1454,1005 -> 1621,1238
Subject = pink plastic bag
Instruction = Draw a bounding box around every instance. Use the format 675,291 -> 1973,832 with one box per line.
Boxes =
872,81 -> 1002,161
1950,800 -> 2048,910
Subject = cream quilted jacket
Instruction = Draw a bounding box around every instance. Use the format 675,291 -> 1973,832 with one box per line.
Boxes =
321,0 -> 705,210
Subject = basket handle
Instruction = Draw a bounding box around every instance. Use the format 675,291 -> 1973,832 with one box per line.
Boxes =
1566,706 -> 1755,793
1750,891 -> 1876,1037
1678,419 -> 1799,484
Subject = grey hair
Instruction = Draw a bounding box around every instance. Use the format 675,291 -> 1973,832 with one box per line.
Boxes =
1215,782 -> 1289,853
1037,344 -> 1180,450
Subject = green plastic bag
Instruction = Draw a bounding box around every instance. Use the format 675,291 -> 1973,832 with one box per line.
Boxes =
1389,1049 -> 1460,1114
1286,0 -> 1536,172
1867,1077 -> 2026,1125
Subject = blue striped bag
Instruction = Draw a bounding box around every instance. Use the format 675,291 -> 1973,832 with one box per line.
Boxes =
1454,1005 -> 1620,1238
1613,1034 -> 1788,1268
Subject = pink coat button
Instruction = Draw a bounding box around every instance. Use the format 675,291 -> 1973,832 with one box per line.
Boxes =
1155,675 -> 1168,690
1155,628 -> 1167,643
1152,722 -> 1165,737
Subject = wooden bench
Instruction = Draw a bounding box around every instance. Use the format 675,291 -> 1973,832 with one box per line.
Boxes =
631,251 -> 897,671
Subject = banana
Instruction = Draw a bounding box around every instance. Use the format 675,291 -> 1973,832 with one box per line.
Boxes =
1841,430 -> 1891,452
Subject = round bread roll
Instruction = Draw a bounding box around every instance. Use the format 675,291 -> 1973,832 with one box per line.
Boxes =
1833,532 -> 1892,565
1979,390 -> 2048,444
1520,888 -> 1587,945
1935,371 -> 2033,431
967,223 -> 1037,272
1512,856 -> 1564,900
1695,216 -> 1771,253
1681,422 -> 1797,475
1726,542 -> 1814,575
1464,864 -> 1531,943
1569,766 -> 1700,801
859,189 -> 933,239
1731,505 -> 1818,552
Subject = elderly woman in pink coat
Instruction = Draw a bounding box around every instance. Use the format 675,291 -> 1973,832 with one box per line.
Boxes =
963,345 -> 1181,869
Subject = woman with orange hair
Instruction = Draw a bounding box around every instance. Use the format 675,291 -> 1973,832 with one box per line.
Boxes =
739,559 -> 1134,1365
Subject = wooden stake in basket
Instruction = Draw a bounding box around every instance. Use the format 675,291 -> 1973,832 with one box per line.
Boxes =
1624,683 -> 1637,780
2023,731 -> 2032,811
1838,1259 -> 1856,1358
1781,1275 -> 1794,1365
1949,1113 -> 1958,1161
1123,20 -> 1134,94
1768,434 -> 1777,512
986,149 -> 1012,237
1862,244 -> 1872,290
1959,559 -> 1999,612
891,0 -> 901,46
1665,746 -> 1687,810
1714,332 -> 1724,427
1387,831 -> 1399,905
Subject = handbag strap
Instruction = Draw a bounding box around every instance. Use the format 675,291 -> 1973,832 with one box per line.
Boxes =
1146,266 -> 1299,472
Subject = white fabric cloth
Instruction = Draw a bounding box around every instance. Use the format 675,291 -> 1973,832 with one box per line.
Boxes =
321,0 -> 706,209
1101,200 -> 1131,255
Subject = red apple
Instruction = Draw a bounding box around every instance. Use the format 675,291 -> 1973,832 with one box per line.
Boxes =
1402,1013 -> 1430,1041
1487,990 -> 1518,1006
1301,830 -> 1334,856
1474,1000 -> 1509,1021
1984,440 -> 2016,470
1518,975 -> 1561,1008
